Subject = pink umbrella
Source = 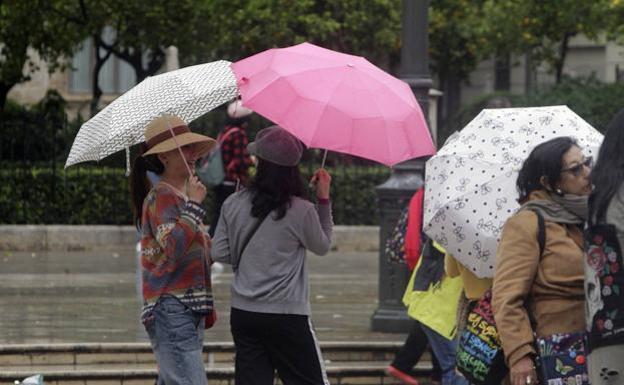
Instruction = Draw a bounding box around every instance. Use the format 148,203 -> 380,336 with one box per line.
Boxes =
230,42 -> 435,166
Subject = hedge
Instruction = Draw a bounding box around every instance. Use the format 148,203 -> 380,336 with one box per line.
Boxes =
1,91 -> 80,164
0,165 -> 391,226
440,77 -> 624,144
2,91 -> 396,226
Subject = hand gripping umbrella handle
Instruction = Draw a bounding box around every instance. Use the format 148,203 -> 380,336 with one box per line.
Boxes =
309,149 -> 328,188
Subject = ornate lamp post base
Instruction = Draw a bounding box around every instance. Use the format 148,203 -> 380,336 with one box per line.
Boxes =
371,161 -> 425,332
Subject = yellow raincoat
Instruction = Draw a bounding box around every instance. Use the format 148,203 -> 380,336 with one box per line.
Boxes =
402,242 -> 463,340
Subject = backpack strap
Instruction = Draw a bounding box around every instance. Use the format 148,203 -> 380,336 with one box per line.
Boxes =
233,211 -> 270,271
534,210 -> 546,257
526,209 -> 546,257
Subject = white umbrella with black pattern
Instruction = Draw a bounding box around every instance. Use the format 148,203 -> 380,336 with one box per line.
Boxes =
423,105 -> 603,278
65,60 -> 238,170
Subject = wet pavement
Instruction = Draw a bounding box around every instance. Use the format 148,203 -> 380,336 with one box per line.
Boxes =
0,248 -> 407,344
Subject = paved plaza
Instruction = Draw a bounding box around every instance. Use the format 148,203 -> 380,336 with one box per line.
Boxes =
0,247 -> 407,344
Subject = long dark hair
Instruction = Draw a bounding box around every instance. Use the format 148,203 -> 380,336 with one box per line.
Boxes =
129,144 -> 165,229
248,158 -> 307,220
225,115 -> 249,128
589,109 -> 624,225
516,136 -> 579,202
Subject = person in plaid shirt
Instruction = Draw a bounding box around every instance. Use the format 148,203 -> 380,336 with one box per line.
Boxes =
209,100 -> 254,237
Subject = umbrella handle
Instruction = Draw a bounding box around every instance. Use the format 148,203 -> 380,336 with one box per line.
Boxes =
166,119 -> 194,177
309,149 -> 329,188
320,149 -> 328,169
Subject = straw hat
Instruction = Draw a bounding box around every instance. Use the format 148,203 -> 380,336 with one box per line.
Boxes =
142,114 -> 216,157
247,125 -> 303,166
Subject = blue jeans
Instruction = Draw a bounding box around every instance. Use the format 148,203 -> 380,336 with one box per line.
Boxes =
144,295 -> 207,385
421,323 -> 468,385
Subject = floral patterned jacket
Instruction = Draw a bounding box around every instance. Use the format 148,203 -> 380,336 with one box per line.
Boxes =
585,185 -> 624,349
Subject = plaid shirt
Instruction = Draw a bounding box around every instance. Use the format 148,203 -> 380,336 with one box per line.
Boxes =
220,126 -> 253,185
139,182 -> 214,322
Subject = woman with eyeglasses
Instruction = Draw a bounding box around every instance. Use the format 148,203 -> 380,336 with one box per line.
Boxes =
585,110 -> 624,385
492,136 -> 591,385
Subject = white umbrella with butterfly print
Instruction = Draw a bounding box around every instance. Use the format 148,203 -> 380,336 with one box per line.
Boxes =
423,105 -> 603,278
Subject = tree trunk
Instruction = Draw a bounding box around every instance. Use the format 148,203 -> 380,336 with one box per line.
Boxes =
0,83 -> 12,111
90,35 -> 113,116
132,54 -> 147,83
494,54 -> 511,91
439,72 -> 462,138
90,70 -> 103,115
117,50 -> 147,84
0,44 -> 30,111
555,32 -> 573,84
524,49 -> 536,94
444,74 -> 461,120
107,45 -> 165,84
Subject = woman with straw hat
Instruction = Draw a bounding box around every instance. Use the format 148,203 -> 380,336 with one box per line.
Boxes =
130,114 -> 217,385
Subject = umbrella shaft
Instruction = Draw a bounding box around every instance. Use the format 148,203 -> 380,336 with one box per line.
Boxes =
167,123 -> 193,177
321,149 -> 328,169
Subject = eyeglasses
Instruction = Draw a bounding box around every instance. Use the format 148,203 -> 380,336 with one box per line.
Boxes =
561,156 -> 593,177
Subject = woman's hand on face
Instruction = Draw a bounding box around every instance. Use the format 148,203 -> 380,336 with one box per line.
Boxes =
510,355 -> 538,385
188,175 -> 207,204
311,168 -> 331,200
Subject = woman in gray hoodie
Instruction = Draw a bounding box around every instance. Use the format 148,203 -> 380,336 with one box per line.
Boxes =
211,125 -> 333,385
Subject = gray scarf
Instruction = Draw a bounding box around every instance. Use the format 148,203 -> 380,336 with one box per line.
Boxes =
520,193 -> 588,224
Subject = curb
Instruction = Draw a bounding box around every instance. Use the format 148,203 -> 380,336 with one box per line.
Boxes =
0,225 -> 380,252
0,341 -> 403,354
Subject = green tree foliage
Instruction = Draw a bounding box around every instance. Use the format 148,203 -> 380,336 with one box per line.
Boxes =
429,0 -> 488,123
429,0 -> 611,89
445,77 -> 624,144
481,0 -> 608,83
47,0 -> 116,114
604,0 -> 624,42
98,0 -> 201,82
190,0 -> 313,62
429,0 -> 485,84
306,0 -> 402,66
48,0 -> 204,114
513,77 -> 624,132
0,0 -> 85,109
184,0 -> 401,68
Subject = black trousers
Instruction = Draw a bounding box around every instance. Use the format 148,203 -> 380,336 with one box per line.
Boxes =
392,320 -> 442,380
230,307 -> 329,385
209,183 -> 236,237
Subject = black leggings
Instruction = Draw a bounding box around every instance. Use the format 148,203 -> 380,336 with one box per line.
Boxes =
392,320 -> 442,380
230,307 -> 328,385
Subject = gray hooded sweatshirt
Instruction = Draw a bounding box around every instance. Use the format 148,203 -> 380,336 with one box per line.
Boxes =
210,190 -> 333,315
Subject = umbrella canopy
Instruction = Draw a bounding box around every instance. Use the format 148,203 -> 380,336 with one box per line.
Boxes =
231,42 -> 435,166
65,60 -> 238,168
423,105 -> 603,278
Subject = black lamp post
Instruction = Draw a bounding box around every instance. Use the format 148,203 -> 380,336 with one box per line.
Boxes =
371,0 -> 432,333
